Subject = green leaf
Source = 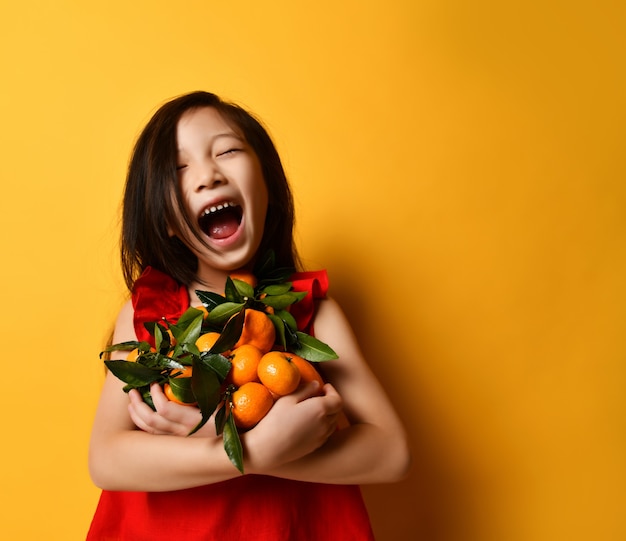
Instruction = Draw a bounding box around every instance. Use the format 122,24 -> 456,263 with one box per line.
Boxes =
275,309 -> 297,332
200,352 -> 232,381
177,342 -> 200,358
224,277 -> 245,303
261,282 -> 292,296
175,307 -> 206,329
137,341 -> 154,354
100,340 -> 141,358
223,412 -> 244,473
140,386 -> 156,411
143,320 -> 162,336
105,360 -> 163,387
188,356 -> 222,435
154,323 -> 164,351
170,313 -> 203,348
211,307 -> 245,351
196,290 -> 226,311
167,375 -> 196,404
136,351 -> 182,371
215,403 -> 227,436
260,292 -> 306,310
143,321 -> 157,335
152,322 -> 172,353
207,302 -> 245,326
234,279 -> 255,298
290,332 -> 338,362
268,313 -> 287,350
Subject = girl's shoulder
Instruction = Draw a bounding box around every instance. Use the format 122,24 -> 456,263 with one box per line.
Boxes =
109,299 -> 138,349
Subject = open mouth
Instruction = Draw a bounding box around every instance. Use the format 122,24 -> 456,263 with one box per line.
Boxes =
198,201 -> 243,239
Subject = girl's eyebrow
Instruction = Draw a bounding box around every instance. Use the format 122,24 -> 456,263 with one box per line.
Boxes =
177,132 -> 244,152
213,132 -> 244,142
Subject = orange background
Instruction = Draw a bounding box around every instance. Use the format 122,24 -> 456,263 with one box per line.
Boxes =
1,1 -> 625,539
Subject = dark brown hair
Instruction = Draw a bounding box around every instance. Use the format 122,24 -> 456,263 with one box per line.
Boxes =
120,91 -> 299,291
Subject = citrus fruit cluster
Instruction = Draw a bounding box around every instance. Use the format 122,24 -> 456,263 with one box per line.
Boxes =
102,252 -> 337,472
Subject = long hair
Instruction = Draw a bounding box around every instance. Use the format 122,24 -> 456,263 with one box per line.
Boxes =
120,91 -> 299,291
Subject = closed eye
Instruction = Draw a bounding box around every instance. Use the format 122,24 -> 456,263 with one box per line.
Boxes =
217,148 -> 242,157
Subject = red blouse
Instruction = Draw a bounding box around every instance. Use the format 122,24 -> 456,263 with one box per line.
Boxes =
87,267 -> 374,540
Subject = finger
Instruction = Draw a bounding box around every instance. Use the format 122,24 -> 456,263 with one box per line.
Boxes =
150,382 -> 170,411
128,388 -> 158,419
128,387 -> 143,404
128,386 -> 186,435
151,383 -> 202,426
128,402 -> 170,435
286,380 -> 321,402
320,383 -> 344,414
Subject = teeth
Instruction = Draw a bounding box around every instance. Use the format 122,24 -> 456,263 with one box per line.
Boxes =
202,201 -> 235,216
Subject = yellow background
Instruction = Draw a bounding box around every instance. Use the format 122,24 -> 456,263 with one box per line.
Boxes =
1,1 -> 624,539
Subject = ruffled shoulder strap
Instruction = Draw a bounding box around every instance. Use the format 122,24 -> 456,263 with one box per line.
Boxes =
132,266 -> 189,345
288,269 -> 329,334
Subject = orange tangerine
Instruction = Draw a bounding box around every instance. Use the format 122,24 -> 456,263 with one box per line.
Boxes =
196,332 -> 221,353
126,348 -> 141,362
229,271 -> 257,288
228,344 -> 263,387
171,365 -> 193,378
257,351 -> 301,396
234,309 -> 275,353
231,382 -> 273,429
289,354 -> 325,390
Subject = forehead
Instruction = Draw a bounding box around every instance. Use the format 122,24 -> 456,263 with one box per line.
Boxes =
177,106 -> 243,145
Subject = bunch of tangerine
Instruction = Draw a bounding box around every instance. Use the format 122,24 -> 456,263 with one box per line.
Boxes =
123,269 -> 328,431
224,333 -> 324,429
229,348 -> 324,429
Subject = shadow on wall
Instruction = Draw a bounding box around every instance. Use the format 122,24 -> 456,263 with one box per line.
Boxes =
327,257 -> 479,541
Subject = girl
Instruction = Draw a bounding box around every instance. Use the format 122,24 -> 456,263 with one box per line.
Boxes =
88,91 -> 410,540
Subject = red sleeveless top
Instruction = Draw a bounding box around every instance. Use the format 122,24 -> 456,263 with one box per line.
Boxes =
87,268 -> 374,540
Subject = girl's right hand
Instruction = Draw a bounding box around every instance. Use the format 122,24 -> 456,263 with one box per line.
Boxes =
244,381 -> 344,473
128,383 -> 215,438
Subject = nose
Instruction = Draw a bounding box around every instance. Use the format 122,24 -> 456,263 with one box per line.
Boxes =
193,159 -> 226,192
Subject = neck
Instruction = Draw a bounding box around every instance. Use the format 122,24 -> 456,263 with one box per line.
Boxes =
187,273 -> 227,305
188,263 -> 254,304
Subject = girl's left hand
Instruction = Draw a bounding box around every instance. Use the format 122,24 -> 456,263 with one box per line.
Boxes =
128,383 -> 214,437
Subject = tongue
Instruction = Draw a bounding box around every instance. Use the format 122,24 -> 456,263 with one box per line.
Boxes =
208,213 -> 240,239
